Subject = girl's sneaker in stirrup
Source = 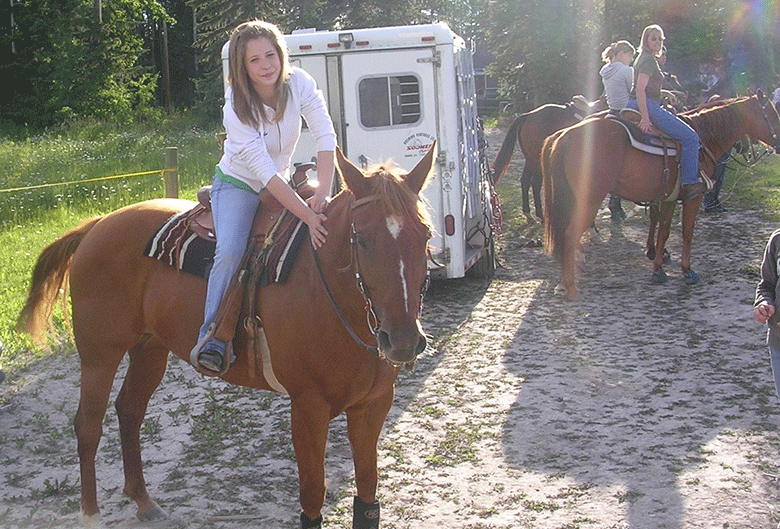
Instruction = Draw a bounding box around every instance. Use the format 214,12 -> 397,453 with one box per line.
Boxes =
197,339 -> 226,373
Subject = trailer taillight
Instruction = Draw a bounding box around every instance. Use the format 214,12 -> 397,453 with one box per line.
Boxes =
445,215 -> 455,236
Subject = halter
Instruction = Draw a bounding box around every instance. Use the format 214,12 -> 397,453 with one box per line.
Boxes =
757,97 -> 780,151
310,194 -> 430,360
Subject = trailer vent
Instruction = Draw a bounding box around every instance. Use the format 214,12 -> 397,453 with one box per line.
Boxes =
358,75 -> 421,128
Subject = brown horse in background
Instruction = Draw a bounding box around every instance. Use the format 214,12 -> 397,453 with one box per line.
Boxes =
491,96 -> 606,222
542,92 -> 780,300
17,146 -> 437,529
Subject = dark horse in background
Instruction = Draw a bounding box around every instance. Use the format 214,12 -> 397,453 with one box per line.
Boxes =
491,96 -> 607,222
17,146 -> 437,529
541,91 -> 780,301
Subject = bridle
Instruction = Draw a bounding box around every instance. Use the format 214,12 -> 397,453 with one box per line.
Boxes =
309,194 -> 430,360
757,97 -> 780,152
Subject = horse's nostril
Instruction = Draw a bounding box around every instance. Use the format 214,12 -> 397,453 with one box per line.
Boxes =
377,330 -> 391,352
415,335 -> 427,355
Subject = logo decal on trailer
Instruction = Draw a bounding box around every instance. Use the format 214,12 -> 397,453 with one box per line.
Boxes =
403,132 -> 435,159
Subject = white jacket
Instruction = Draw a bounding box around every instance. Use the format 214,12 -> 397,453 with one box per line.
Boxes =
218,67 -> 337,192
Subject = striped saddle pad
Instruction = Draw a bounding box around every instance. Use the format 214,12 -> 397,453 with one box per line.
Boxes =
143,206 -> 307,285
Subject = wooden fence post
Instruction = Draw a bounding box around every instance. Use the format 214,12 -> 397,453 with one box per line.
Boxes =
165,147 -> 179,198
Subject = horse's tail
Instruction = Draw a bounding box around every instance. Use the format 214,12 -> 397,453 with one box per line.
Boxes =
16,216 -> 103,345
491,114 -> 526,186
542,129 -> 572,265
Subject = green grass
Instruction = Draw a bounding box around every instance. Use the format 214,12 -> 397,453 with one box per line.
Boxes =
0,116 -> 222,385
726,153 -> 780,218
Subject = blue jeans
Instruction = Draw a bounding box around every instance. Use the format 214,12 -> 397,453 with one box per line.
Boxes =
198,175 -> 260,343
626,98 -> 701,185
770,345 -> 780,404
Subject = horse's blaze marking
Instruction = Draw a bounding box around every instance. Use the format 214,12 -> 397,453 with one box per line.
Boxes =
386,216 -> 402,239
386,216 -> 410,313
399,260 -> 409,310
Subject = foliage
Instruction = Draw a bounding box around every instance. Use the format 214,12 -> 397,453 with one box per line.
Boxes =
0,0 -> 170,129
484,0 -> 778,112
3,0 -> 778,130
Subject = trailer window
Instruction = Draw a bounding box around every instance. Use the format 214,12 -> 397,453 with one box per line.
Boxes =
358,75 -> 421,128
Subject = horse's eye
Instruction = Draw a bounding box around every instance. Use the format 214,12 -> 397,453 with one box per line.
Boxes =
355,234 -> 368,249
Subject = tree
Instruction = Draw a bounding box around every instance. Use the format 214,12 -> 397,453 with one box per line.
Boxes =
0,0 -> 169,129
482,0 -> 777,111
483,0 -> 602,110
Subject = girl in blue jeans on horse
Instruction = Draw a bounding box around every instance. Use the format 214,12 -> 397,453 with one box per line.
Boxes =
626,24 -> 705,199
196,20 -> 337,374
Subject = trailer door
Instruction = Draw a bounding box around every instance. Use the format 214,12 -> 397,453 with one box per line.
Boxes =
340,48 -> 439,170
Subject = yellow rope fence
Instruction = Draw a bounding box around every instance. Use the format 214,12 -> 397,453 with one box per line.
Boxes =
0,147 -> 180,197
0,170 -> 165,194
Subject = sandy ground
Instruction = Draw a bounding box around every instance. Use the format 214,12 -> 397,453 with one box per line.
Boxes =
2,124 -> 780,529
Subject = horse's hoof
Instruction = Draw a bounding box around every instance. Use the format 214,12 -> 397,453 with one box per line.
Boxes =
565,290 -> 580,301
523,213 -> 536,225
353,496 -> 380,529
137,503 -> 169,522
646,248 -> 655,261
301,512 -> 324,528
652,268 -> 667,283
683,269 -> 700,285
78,513 -> 103,529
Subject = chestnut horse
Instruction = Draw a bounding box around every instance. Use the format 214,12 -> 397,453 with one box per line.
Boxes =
491,96 -> 606,222
542,92 -> 780,300
17,146 -> 436,528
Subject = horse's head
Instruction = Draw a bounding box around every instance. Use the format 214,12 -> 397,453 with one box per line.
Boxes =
335,143 -> 435,366
744,90 -> 780,153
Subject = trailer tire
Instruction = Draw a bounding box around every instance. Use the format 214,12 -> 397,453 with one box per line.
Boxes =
467,236 -> 496,279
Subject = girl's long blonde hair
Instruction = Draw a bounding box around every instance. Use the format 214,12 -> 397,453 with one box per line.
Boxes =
638,24 -> 664,57
228,20 -> 292,128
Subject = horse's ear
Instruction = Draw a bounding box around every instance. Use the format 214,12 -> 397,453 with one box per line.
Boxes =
335,146 -> 370,197
404,141 -> 436,195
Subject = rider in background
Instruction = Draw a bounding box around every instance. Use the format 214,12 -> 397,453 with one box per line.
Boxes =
626,24 -> 705,199
657,46 -> 687,111
600,39 -> 635,220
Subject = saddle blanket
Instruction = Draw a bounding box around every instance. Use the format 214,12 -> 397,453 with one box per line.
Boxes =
143,208 -> 307,285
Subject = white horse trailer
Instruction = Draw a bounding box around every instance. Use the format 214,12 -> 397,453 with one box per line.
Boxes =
222,23 -> 497,279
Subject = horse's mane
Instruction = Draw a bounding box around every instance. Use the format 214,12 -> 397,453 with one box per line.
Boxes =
683,96 -> 749,147
338,162 -> 434,236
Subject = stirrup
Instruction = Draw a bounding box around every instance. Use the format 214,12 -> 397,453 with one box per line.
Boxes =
189,323 -> 234,377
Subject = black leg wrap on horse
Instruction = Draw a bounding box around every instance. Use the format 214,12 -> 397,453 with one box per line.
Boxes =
353,496 -> 380,529
300,512 -> 323,529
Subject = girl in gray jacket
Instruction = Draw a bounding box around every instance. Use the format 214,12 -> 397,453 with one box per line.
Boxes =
599,40 -> 635,113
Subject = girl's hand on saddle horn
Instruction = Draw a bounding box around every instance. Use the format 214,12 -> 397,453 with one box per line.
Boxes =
306,211 -> 329,250
639,115 -> 653,134
754,302 -> 775,324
